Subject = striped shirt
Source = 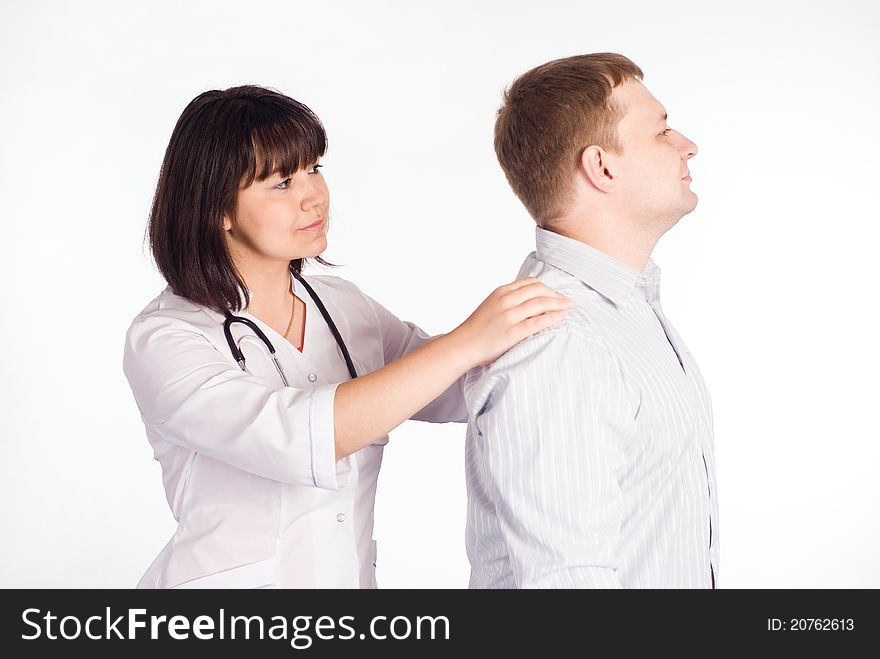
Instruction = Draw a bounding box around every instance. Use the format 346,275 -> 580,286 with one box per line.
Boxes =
464,227 -> 719,588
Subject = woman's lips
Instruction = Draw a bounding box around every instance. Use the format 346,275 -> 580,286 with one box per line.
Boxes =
300,218 -> 325,231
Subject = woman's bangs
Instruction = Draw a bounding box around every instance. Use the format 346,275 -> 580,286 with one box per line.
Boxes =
245,113 -> 327,185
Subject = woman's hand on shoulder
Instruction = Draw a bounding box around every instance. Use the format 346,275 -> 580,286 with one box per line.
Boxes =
451,278 -> 571,368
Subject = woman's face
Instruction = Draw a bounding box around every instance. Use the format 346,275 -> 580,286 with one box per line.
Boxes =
224,162 -> 329,265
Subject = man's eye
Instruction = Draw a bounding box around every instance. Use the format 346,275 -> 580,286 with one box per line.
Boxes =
309,164 -> 323,175
275,178 -> 291,190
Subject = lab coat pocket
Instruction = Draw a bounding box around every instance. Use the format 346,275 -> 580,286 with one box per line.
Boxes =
171,451 -> 199,520
172,557 -> 277,589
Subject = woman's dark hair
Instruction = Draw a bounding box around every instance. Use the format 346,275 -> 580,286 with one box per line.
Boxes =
148,85 -> 332,312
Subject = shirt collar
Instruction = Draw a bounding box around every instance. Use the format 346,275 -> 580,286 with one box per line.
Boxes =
534,227 -> 661,306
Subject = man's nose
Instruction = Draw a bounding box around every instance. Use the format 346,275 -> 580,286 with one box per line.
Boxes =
679,132 -> 698,159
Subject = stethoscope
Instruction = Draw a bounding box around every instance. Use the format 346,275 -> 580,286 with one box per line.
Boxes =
223,272 -> 358,386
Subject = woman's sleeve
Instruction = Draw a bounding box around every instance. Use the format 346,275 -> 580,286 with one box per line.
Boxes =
355,285 -> 468,424
123,312 -> 341,490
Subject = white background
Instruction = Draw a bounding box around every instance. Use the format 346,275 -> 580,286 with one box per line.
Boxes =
1,0 -> 878,588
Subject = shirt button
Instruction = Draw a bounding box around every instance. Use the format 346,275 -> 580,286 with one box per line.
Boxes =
308,373 -> 317,383
336,513 -> 346,523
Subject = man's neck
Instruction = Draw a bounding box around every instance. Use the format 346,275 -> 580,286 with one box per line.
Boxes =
547,212 -> 659,273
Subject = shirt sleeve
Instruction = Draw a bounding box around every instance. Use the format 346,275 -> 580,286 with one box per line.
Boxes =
470,329 -> 634,588
123,312 -> 341,490
354,285 -> 468,424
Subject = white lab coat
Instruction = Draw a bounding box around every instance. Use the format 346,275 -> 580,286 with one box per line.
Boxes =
123,274 -> 467,588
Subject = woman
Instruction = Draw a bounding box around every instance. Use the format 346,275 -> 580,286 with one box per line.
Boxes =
123,85 -> 570,588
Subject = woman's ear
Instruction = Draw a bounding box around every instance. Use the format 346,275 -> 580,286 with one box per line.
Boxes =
579,145 -> 615,193
222,214 -> 232,232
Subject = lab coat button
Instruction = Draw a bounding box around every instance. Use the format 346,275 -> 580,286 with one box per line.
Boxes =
336,513 -> 346,523
308,373 -> 318,383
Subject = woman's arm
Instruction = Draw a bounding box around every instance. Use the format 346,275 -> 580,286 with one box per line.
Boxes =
125,278 -> 568,484
124,316 -> 344,489
333,278 -> 569,459
349,282 -> 466,425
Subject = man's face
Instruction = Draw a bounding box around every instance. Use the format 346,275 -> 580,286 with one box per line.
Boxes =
607,79 -> 698,229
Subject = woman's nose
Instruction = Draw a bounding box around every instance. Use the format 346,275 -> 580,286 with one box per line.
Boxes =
301,178 -> 327,211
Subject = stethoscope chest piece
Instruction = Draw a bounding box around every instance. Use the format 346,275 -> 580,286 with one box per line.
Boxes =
223,313 -> 290,387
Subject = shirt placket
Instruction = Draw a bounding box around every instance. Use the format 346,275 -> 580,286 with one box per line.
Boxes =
642,278 -> 717,589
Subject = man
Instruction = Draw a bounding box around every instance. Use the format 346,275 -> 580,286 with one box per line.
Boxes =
465,53 -> 718,588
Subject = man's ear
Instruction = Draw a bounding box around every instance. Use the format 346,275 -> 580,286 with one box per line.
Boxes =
579,145 -> 615,193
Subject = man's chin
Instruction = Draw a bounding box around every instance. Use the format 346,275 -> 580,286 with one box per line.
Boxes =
664,196 -> 698,229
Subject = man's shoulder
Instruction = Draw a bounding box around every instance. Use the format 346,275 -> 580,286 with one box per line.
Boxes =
464,321 -> 609,418
518,252 -> 578,294
520,254 -> 621,333
463,253 -> 622,414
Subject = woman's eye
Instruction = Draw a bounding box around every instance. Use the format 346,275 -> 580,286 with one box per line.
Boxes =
275,177 -> 291,190
309,164 -> 323,175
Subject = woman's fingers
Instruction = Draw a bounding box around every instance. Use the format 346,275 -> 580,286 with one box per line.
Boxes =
504,295 -> 571,327
496,278 -> 567,300
496,277 -> 542,294
454,277 -> 573,368
513,309 -> 569,339
498,280 -> 569,309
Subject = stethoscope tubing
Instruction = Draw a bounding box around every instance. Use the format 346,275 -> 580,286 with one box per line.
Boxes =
294,273 -> 359,381
223,272 -> 358,385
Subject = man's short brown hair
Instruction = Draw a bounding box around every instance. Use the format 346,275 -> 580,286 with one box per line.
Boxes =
494,53 -> 644,224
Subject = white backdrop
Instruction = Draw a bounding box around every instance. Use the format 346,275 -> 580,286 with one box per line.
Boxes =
1,0 -> 878,588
